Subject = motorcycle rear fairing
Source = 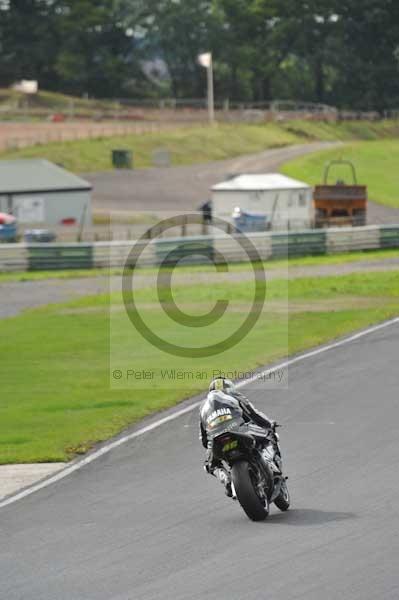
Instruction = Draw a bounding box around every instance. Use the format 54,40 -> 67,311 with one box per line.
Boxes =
202,391 -> 290,520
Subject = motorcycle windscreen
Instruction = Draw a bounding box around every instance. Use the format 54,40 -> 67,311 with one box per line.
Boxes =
201,391 -> 244,438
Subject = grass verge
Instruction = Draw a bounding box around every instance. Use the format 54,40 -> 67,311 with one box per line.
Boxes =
0,270 -> 398,463
0,123 -> 298,172
279,119 -> 399,142
282,139 -> 399,209
2,120 -> 399,173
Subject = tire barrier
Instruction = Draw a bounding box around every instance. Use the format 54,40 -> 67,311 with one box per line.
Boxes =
27,244 -> 93,271
0,225 -> 398,272
272,230 -> 327,258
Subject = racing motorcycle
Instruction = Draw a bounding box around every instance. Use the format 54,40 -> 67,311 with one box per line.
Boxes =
205,395 -> 290,521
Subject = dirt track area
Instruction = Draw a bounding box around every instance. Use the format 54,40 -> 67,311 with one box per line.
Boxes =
86,142 -> 340,216
85,140 -> 399,226
1,257 -> 398,319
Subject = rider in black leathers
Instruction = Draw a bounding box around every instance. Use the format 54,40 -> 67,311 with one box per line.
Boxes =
199,378 -> 279,495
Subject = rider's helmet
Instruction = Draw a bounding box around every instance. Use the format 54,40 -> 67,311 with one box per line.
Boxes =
208,377 -> 236,394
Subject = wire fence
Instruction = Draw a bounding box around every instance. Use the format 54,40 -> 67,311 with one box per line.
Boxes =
0,120 -> 209,152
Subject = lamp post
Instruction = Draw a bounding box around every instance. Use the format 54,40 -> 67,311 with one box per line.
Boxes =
198,52 -> 215,124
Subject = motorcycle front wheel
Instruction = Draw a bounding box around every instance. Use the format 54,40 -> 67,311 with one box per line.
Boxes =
231,460 -> 269,522
274,480 -> 290,512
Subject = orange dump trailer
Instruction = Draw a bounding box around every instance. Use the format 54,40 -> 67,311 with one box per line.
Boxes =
314,160 -> 367,228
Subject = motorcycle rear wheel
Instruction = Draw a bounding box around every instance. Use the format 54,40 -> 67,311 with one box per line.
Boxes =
231,461 -> 269,521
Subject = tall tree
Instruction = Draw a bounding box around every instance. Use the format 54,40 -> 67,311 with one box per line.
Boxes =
214,0 -> 278,101
143,0 -> 217,98
53,0 -> 139,97
333,0 -> 399,110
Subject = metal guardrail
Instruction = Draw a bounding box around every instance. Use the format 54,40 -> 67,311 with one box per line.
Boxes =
0,244 -> 28,271
0,225 -> 398,272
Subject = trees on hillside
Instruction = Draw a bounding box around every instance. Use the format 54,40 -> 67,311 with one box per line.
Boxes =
53,0 -> 133,97
1,0 -> 399,109
142,0 -> 217,98
0,0 -> 58,88
0,0 -> 146,97
334,0 -> 399,111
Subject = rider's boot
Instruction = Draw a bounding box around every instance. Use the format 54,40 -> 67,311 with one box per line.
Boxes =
214,467 -> 234,498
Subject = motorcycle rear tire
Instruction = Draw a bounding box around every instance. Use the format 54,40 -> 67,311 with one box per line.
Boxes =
231,461 -> 269,522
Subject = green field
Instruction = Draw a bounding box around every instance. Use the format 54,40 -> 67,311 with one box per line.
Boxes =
1,270 -> 398,464
282,139 -> 399,209
0,123 -> 298,172
2,119 -> 399,173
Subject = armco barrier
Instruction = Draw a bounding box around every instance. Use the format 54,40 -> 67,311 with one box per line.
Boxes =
93,240 -> 156,268
155,237 -> 214,265
379,225 -> 399,249
0,243 -> 28,271
1,226 -> 399,272
214,232 -> 272,262
326,225 -> 380,253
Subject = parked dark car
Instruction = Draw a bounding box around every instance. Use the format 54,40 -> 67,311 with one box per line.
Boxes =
24,229 -> 57,243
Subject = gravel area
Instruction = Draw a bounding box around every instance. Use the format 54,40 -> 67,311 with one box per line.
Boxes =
85,142 -> 341,215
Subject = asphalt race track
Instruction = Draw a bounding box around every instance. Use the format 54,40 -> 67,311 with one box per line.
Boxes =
1,323 -> 399,599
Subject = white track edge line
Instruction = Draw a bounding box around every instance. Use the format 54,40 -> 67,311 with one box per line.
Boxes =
1,315 -> 398,509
